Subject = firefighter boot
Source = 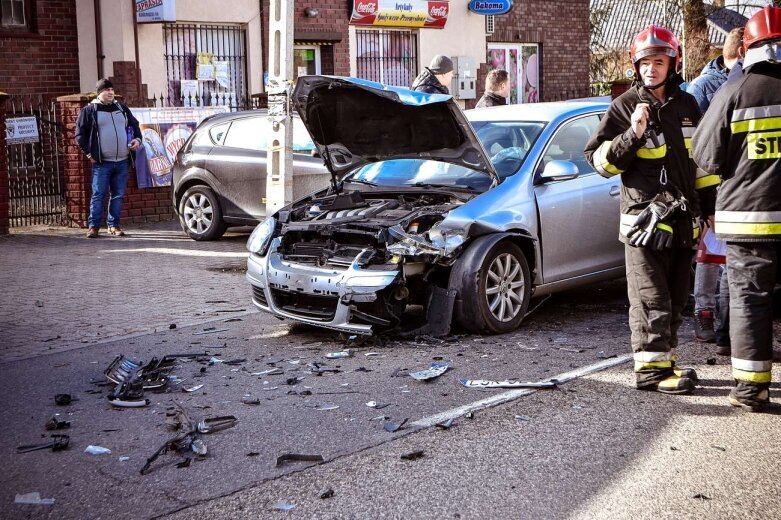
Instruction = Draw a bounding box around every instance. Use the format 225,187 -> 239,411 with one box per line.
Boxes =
673,366 -> 698,382
728,382 -> 770,413
639,373 -> 696,395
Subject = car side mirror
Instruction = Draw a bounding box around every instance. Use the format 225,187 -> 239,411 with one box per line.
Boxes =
540,159 -> 579,182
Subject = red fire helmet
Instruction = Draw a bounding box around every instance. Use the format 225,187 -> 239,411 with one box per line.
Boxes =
630,25 -> 681,73
744,5 -> 781,51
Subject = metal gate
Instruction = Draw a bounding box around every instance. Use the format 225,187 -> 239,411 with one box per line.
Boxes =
5,95 -> 65,227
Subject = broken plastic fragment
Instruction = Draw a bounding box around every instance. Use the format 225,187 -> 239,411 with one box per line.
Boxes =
400,450 -> 425,461
254,367 -> 284,376
119,456 -> 130,462
190,439 -> 207,455
409,363 -> 450,381
514,415 -> 531,422
108,396 -> 150,408
366,401 -> 391,409
325,350 -> 353,359
84,445 -> 111,455
196,415 -> 238,434
182,384 -> 204,393
459,378 -> 557,389
383,418 -> 408,433
241,396 -> 261,405
314,404 -> 340,411
435,418 -> 455,429
272,502 -> 296,512
14,492 -> 55,506
275,453 -> 325,467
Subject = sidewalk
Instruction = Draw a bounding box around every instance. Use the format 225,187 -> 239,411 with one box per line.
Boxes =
0,220 -> 265,364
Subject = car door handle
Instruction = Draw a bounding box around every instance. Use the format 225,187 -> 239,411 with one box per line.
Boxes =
609,185 -> 620,197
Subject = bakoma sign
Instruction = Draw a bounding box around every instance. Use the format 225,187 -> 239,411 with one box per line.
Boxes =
468,0 -> 513,15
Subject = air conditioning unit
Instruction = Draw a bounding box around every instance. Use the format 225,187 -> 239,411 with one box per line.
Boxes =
485,15 -> 495,35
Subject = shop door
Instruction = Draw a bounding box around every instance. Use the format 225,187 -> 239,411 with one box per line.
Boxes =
486,44 -> 540,103
293,46 -> 321,82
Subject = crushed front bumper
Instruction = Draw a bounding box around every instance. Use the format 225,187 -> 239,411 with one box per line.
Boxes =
246,238 -> 399,335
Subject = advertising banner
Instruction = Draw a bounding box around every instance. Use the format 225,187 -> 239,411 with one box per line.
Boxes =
135,0 -> 176,24
130,106 -> 228,188
350,0 -> 449,28
5,116 -> 39,144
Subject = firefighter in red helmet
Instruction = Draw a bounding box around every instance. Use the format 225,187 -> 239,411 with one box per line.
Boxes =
585,25 -> 716,394
693,6 -> 781,412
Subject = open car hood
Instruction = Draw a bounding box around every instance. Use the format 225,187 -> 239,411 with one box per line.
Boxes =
292,76 -> 498,184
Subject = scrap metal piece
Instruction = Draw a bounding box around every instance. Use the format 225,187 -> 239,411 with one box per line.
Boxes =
196,415 -> 238,434
44,416 -> 70,430
325,350 -> 352,359
459,378 -> 558,389
108,396 -> 150,408
17,434 -> 70,453
409,362 -> 450,381
275,453 -> 325,467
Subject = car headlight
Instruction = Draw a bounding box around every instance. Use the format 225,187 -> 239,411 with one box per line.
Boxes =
428,223 -> 466,256
246,217 -> 276,255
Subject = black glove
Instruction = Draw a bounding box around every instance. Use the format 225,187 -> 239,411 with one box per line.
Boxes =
626,201 -> 675,250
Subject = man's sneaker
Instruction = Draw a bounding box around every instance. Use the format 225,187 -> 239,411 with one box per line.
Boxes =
108,226 -> 125,236
728,386 -> 770,412
86,227 -> 99,238
674,366 -> 698,382
639,374 -> 695,395
694,309 -> 716,343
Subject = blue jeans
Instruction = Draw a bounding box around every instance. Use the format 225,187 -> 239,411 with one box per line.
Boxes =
88,159 -> 129,229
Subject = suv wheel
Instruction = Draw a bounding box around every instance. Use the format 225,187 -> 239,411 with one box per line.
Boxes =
458,241 -> 531,334
179,186 -> 227,241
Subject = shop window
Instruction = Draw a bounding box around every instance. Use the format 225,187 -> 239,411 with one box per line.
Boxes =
356,29 -> 418,88
163,23 -> 248,109
487,44 -> 540,104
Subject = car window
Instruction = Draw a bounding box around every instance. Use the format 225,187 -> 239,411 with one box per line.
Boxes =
350,159 -> 493,192
538,115 -> 600,177
470,121 -> 546,179
209,122 -> 230,145
223,117 -> 267,151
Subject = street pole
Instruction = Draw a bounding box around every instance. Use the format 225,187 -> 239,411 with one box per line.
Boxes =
265,0 -> 294,216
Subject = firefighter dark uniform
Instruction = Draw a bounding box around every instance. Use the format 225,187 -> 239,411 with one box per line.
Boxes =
692,6 -> 781,412
585,26 -> 717,394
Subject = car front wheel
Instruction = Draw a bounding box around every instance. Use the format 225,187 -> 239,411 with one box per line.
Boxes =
179,186 -> 227,241
458,241 -> 531,334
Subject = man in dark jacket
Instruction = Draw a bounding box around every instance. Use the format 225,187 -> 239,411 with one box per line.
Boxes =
476,69 -> 510,108
692,6 -> 781,412
584,25 -> 717,395
411,55 -> 453,95
686,27 -> 744,344
75,79 -> 142,238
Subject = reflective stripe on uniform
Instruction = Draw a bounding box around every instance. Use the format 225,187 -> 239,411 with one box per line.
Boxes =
634,351 -> 674,362
636,132 -> 666,159
732,367 -> 772,384
593,140 -> 623,176
731,105 -> 781,134
732,357 -> 772,372
681,127 -> 695,158
695,167 -> 720,189
715,210 -> 781,236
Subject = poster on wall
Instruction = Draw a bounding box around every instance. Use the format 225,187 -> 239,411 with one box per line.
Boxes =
5,116 -> 40,144
135,0 -> 176,24
130,106 -> 228,188
350,0 -> 449,28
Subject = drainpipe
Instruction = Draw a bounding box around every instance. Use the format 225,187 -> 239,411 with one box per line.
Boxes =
94,0 -> 104,78
260,0 -> 266,93
131,0 -> 142,101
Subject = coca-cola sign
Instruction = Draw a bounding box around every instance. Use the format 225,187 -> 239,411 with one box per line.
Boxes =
350,0 -> 449,28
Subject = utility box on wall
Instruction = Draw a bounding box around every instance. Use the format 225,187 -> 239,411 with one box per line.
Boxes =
451,56 -> 476,100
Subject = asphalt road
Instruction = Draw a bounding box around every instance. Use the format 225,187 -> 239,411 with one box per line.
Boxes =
2,224 -> 780,519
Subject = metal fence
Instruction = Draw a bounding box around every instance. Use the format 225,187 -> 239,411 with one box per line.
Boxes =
163,23 -> 249,109
356,29 -> 419,87
5,95 -> 65,227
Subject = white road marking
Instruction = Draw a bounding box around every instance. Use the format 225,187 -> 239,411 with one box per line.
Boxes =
410,354 -> 631,429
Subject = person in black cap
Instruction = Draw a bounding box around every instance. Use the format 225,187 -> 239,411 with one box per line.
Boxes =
412,54 -> 454,94
75,78 -> 142,238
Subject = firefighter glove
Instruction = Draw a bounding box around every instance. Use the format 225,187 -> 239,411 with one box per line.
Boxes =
626,201 -> 675,250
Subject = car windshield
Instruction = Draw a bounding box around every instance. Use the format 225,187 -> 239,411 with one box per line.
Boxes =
347,159 -> 494,192
470,120 -> 546,179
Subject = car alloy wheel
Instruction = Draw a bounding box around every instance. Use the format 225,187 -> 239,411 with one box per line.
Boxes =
178,186 -> 227,241
485,252 -> 527,322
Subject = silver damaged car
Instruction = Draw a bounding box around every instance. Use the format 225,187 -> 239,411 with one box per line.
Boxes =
246,76 -> 623,336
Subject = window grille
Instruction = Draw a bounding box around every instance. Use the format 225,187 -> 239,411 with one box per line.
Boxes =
485,15 -> 495,35
163,23 -> 248,108
356,29 -> 418,88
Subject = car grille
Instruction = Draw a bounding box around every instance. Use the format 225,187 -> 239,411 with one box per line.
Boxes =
270,289 -> 338,321
252,286 -> 269,307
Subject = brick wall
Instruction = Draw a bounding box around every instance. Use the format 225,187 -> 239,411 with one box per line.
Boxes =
262,1 -> 351,77
0,93 -> 8,235
0,0 -> 80,99
56,95 -> 174,228
471,0 -> 591,108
